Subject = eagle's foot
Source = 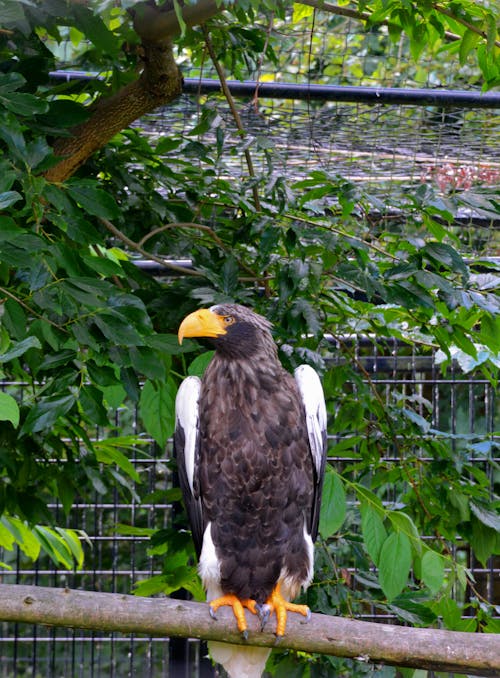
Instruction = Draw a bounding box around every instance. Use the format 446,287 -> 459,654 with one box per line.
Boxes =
265,584 -> 311,639
209,594 -> 258,639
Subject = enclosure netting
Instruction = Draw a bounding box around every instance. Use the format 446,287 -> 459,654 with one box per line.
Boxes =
1,8 -> 500,678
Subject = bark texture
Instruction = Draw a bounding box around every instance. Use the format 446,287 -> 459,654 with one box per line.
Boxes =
44,1 -> 222,183
0,584 -> 499,676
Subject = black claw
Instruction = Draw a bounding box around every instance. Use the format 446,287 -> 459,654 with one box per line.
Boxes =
256,603 -> 271,631
301,608 -> 312,624
209,606 -> 217,620
241,629 -> 249,641
274,634 -> 283,646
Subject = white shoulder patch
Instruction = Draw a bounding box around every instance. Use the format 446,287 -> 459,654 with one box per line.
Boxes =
175,375 -> 201,495
294,364 -> 327,476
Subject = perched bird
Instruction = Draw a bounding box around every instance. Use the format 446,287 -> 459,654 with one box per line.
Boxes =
174,304 -> 327,678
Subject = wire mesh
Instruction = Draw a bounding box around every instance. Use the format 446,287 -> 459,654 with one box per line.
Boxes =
1,341 -> 499,675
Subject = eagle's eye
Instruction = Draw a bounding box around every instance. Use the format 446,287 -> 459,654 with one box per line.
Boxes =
223,315 -> 235,326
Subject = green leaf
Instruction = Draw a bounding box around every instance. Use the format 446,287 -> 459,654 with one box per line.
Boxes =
38,99 -> 90,128
479,314 -> 500,352
94,441 -> 141,483
139,378 -> 176,448
0,391 -> 20,427
360,501 -> 387,566
54,527 -> 85,569
0,520 -> 15,551
470,501 -> 500,531
72,4 -> 120,56
424,242 -> 468,277
0,190 -> 22,209
146,334 -> 198,355
0,336 -> 41,363
94,310 -> 144,347
354,484 -> 385,517
471,517 -> 497,567
421,549 -> 445,593
21,394 -> 76,435
188,351 -> 215,377
2,517 -> 40,560
129,346 -> 166,381
378,531 -> 412,601
388,511 -> 422,555
33,526 -> 74,569
319,467 -> 346,539
172,0 -> 187,37
459,28 -> 480,65
0,91 -> 48,116
292,3 -> 314,22
66,181 -> 120,220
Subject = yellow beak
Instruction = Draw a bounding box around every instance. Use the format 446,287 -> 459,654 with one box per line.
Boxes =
178,308 -> 228,344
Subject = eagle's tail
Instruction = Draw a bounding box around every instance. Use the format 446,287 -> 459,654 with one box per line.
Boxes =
208,641 -> 271,678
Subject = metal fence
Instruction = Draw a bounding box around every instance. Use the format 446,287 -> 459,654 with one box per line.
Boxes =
1,336 -> 499,676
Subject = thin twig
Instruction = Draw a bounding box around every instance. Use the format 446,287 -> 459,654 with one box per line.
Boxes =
287,213 -> 399,261
138,222 -> 226,249
137,221 -> 264,281
99,218 -> 204,277
0,287 -> 67,333
433,3 -> 500,49
201,24 -> 261,211
300,0 -> 462,43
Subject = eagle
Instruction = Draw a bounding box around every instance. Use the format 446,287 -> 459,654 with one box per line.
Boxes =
174,304 -> 327,678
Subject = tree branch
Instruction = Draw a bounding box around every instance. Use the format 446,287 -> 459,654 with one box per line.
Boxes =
43,1 -> 226,183
201,25 -> 261,211
1,585 -> 499,676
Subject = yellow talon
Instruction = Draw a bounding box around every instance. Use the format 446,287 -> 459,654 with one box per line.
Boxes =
266,583 -> 311,637
209,594 -> 258,636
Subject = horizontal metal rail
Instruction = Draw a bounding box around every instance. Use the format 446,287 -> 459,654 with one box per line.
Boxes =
48,71 -> 500,108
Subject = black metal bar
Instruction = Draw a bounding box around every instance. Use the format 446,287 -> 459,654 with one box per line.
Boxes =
183,78 -> 500,108
48,71 -> 500,108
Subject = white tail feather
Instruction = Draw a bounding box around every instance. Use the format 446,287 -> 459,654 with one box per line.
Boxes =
208,642 -> 271,678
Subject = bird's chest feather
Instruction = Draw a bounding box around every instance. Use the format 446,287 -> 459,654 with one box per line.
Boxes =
197,361 -> 313,518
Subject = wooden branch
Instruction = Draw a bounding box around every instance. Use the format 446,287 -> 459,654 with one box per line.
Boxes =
44,38 -> 182,183
43,1 -> 225,183
0,585 -> 499,676
131,0 -> 221,42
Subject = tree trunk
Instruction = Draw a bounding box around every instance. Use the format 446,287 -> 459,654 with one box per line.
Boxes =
0,584 -> 499,676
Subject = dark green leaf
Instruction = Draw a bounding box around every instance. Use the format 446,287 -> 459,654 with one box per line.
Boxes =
0,191 -> 22,209
0,336 -> 41,363
66,181 -> 120,220
21,394 -> 76,435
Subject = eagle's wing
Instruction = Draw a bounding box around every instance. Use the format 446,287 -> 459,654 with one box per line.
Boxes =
173,375 -> 204,558
294,364 -> 328,541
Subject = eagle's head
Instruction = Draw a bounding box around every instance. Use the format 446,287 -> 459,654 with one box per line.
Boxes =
178,304 -> 276,360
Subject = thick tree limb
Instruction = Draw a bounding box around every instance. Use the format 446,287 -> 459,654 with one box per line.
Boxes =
0,585 -> 499,676
43,1 -> 224,183
131,0 -> 221,42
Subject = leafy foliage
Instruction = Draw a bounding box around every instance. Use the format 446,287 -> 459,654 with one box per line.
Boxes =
0,1 -> 499,675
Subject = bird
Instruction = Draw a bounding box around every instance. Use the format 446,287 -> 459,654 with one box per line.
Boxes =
174,303 -> 327,678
